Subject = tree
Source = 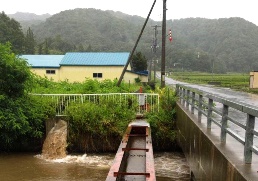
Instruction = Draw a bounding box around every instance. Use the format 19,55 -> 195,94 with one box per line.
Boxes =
38,43 -> 43,54
77,44 -> 85,52
44,38 -> 50,54
24,27 -> 35,54
0,43 -> 54,151
0,12 -> 25,54
131,52 -> 148,71
86,44 -> 93,52
0,43 -> 32,97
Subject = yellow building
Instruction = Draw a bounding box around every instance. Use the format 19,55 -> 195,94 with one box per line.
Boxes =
21,52 -> 148,83
250,71 -> 258,88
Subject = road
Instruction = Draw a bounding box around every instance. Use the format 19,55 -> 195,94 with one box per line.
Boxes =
157,72 -> 258,145
156,73 -> 258,108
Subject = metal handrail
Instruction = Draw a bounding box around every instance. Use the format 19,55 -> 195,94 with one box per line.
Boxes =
31,93 -> 159,116
176,84 -> 258,164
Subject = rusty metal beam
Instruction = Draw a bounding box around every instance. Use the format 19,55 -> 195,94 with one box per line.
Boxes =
127,134 -> 148,137
106,120 -> 156,181
122,148 -> 149,152
114,172 -> 150,177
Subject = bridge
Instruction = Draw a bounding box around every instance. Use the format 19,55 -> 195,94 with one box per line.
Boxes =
176,83 -> 258,180
35,81 -> 258,180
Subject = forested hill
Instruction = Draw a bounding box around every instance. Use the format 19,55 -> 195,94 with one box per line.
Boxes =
30,8 -> 155,54
10,9 -> 258,72
167,18 -> 258,72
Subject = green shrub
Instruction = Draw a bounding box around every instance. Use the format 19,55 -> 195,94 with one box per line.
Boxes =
0,95 -> 56,151
146,87 -> 178,151
66,99 -> 136,152
0,43 -> 56,151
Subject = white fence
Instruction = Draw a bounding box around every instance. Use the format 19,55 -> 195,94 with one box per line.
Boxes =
32,93 -> 159,116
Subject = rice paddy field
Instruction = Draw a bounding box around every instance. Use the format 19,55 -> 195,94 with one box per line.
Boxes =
169,72 -> 258,94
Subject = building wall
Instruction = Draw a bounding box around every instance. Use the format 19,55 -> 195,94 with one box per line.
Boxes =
31,68 -> 60,82
124,72 -> 148,84
59,66 -> 124,82
30,65 -> 146,83
250,72 -> 258,88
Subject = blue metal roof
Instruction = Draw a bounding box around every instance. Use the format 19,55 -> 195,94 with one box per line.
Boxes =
60,52 -> 130,66
126,70 -> 148,76
20,55 -> 64,68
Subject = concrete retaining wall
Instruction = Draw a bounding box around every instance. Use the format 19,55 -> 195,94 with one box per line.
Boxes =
176,102 -> 256,181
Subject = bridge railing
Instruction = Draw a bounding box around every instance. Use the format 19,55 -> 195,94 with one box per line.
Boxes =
176,84 -> 258,164
31,93 -> 159,116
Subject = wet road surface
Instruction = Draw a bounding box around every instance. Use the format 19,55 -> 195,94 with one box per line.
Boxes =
157,73 -> 258,146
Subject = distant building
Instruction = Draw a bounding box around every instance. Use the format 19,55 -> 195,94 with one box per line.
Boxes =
250,71 -> 258,88
21,52 -> 148,83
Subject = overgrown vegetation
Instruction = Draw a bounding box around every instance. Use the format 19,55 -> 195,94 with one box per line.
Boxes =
66,99 -> 136,152
60,86 -> 178,152
146,87 -> 178,151
31,77 -> 141,94
0,43 -> 178,152
0,43 -> 55,151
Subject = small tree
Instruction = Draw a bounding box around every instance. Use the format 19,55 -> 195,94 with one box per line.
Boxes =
45,39 -> 50,54
24,27 -> 36,54
131,51 -> 148,71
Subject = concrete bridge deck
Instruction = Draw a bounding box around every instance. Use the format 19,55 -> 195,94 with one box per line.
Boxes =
175,81 -> 258,181
177,102 -> 258,180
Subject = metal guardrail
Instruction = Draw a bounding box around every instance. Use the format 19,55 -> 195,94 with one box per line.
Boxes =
176,84 -> 258,164
32,93 -> 159,116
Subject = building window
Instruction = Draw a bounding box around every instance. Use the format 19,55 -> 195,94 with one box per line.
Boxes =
46,70 -> 56,74
93,73 -> 103,78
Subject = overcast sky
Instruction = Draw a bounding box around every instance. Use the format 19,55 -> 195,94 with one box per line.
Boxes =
2,0 -> 258,25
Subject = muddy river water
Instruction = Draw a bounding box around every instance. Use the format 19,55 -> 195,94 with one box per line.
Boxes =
0,152 -> 190,181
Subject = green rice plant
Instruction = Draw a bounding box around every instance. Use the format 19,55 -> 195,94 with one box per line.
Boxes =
170,72 -> 252,93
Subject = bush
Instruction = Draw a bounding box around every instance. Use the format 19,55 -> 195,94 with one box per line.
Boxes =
146,87 -> 179,151
0,95 -> 56,151
0,43 -> 55,151
0,43 -> 32,97
66,99 -> 136,152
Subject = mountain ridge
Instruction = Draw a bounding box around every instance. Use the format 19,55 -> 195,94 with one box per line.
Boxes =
6,9 -> 258,72
8,12 -> 51,21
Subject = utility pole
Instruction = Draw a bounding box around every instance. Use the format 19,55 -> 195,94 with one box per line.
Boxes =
161,0 -> 167,88
151,25 -> 160,82
117,0 -> 157,86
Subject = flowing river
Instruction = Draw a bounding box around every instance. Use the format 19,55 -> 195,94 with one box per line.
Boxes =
0,152 -> 190,181
0,78 -> 193,181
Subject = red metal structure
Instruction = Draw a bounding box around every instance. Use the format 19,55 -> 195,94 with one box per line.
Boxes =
106,120 -> 156,181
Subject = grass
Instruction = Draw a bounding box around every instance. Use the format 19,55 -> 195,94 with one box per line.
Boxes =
169,72 -> 258,94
